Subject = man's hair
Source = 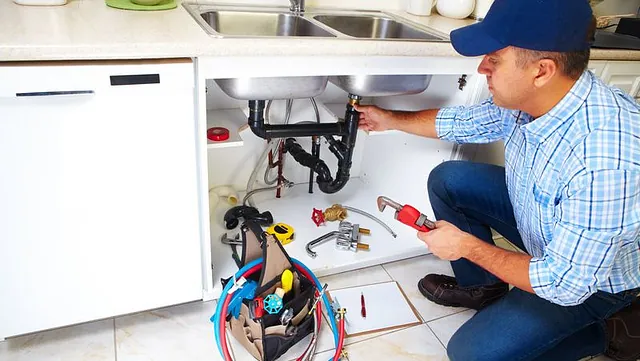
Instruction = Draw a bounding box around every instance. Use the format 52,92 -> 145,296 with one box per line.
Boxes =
514,16 -> 596,80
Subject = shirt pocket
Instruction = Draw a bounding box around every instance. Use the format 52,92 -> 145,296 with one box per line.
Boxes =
532,183 -> 553,205
532,183 -> 557,241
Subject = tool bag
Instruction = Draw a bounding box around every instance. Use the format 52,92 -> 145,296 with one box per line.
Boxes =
226,221 -> 316,361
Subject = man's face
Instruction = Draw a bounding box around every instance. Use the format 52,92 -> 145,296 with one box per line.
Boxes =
477,47 -> 535,109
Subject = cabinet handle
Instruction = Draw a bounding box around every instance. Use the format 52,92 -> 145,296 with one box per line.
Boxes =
16,90 -> 95,97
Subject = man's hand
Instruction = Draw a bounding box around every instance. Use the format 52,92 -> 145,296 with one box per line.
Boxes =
353,104 -> 440,138
420,220 -> 535,293
353,104 -> 396,132
417,220 -> 474,261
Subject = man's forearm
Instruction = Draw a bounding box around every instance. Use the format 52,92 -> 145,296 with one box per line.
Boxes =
391,109 -> 440,138
463,235 -> 535,293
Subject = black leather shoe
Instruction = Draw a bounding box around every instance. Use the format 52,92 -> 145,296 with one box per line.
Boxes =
605,298 -> 640,361
418,274 -> 509,310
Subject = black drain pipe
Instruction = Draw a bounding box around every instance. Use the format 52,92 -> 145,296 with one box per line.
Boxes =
249,100 -> 344,139
247,95 -> 362,194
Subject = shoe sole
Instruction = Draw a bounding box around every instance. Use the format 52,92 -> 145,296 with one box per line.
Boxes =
417,279 -> 463,308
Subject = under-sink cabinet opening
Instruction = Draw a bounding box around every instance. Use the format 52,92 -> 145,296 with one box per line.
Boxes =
200,66 -> 487,299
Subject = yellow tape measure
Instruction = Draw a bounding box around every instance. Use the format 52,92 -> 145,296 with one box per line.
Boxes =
266,223 -> 295,245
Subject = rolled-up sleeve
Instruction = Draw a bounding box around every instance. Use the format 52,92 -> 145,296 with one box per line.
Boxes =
436,98 -> 509,144
529,169 -> 640,306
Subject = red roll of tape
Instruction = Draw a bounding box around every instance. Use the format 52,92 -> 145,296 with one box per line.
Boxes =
207,127 -> 230,141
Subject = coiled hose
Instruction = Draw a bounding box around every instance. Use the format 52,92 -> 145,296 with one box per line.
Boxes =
211,258 -> 345,361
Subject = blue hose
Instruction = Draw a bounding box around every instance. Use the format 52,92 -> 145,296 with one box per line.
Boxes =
211,258 -> 339,359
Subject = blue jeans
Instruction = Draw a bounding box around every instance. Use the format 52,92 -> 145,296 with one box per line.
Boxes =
427,161 -> 639,361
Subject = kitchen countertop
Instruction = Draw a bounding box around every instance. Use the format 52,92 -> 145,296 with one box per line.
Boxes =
1,0 -> 639,62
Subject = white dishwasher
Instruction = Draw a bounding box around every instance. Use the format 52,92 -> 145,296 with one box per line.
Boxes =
0,59 -> 203,339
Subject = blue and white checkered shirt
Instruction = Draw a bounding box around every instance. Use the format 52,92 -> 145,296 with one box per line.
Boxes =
436,71 -> 640,306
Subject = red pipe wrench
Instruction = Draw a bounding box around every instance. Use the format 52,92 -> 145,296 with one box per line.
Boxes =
377,196 -> 436,232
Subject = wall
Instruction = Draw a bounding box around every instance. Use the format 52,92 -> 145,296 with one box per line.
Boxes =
593,0 -> 640,16
472,0 -> 640,167
203,0 -> 404,10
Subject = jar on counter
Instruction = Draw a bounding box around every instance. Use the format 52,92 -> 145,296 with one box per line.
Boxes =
472,0 -> 494,20
436,0 -> 475,20
405,0 -> 437,16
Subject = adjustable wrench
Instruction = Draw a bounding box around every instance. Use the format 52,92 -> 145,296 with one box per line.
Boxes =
376,196 -> 436,232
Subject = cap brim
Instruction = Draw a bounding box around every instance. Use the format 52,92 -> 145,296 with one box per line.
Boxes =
450,22 -> 506,57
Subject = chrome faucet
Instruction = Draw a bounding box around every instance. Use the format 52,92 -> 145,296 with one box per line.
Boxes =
289,0 -> 304,14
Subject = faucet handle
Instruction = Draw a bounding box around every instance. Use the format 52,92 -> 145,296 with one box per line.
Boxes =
289,0 -> 304,14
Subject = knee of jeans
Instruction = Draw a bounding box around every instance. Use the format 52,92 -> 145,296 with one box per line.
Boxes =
447,330 -> 467,361
427,160 -> 464,200
447,326 -> 486,361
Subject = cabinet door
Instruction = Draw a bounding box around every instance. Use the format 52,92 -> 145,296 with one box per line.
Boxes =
0,61 -> 202,339
587,60 -> 607,78
600,61 -> 640,97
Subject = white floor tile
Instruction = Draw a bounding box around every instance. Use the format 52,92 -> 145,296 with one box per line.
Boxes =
318,265 -> 392,292
115,300 -> 222,361
314,324 -> 448,361
382,254 -> 465,322
319,264 -> 415,346
0,319 -> 115,361
427,309 -> 476,347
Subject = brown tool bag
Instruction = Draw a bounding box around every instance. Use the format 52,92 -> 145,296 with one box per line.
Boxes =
226,221 -> 316,361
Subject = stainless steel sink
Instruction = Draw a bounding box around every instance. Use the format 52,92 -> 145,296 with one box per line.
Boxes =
183,3 -> 448,42
329,75 -> 432,97
215,76 -> 329,100
199,11 -> 336,37
183,4 -> 444,99
313,14 -> 443,40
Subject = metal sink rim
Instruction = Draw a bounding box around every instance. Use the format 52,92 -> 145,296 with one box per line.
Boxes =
199,9 -> 336,39
182,2 -> 450,42
311,13 -> 446,41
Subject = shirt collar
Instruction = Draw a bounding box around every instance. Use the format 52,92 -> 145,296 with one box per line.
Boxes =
521,71 -> 593,143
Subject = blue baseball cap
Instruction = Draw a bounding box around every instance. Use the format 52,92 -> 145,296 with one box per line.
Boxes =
450,0 -> 594,57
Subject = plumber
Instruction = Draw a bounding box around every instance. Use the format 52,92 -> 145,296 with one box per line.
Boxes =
355,0 -> 640,360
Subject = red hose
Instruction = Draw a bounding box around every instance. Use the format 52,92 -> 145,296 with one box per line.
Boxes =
332,313 -> 346,361
219,264 -> 261,361
219,264 -> 326,361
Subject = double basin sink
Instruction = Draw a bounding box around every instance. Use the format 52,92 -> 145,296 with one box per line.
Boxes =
184,3 -> 447,41
184,3 -> 445,99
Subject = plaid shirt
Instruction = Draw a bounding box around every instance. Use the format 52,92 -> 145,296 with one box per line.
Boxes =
436,71 -> 640,306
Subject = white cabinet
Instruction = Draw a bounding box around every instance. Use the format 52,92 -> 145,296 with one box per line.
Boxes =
588,60 -> 607,78
600,61 -> 640,98
0,60 -> 203,339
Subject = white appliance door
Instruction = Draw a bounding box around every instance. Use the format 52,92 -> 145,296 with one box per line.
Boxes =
0,61 -> 203,338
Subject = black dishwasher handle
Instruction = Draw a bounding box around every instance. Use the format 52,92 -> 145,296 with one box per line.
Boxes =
16,90 -> 95,97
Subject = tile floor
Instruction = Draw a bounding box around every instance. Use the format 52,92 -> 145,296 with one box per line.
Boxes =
0,246 -> 616,361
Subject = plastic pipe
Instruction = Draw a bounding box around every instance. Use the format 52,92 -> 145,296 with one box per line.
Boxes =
209,185 -> 239,224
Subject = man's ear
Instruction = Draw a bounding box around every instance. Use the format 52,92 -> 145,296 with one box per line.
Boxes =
533,59 -> 557,88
